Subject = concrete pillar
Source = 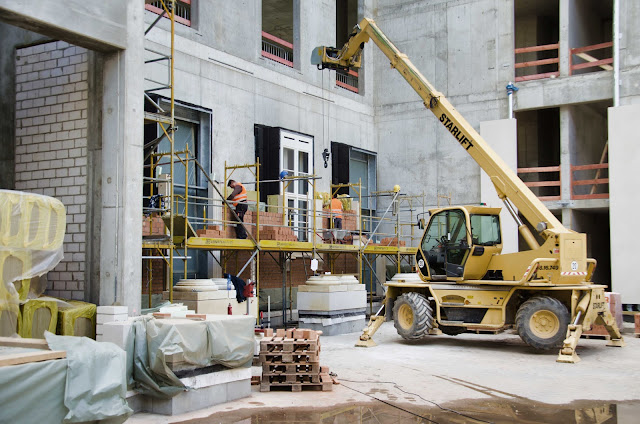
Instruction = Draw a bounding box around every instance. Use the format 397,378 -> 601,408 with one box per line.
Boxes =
559,106 -> 574,201
608,104 -> 640,304
98,0 -> 144,314
479,119 -> 518,254
558,0 -> 570,77
561,207 -> 576,230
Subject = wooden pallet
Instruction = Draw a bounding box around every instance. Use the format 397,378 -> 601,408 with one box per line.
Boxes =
259,351 -> 319,364
581,333 -> 611,340
260,337 -> 320,353
260,373 -> 333,392
262,362 -> 321,374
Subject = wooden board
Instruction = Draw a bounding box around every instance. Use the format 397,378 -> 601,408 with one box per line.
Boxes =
0,350 -> 66,367
0,337 -> 50,349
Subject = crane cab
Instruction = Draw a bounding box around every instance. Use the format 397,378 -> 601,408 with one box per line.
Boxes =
416,206 -> 503,281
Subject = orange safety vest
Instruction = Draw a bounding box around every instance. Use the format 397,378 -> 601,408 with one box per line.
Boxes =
330,198 -> 343,219
232,183 -> 247,207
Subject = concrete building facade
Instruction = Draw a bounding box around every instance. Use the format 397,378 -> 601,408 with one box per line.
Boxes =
1,0 -> 639,311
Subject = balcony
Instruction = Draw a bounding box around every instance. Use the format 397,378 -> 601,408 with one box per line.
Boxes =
515,43 -> 560,82
569,42 -> 613,76
261,31 -> 293,68
145,0 -> 191,27
571,163 -> 609,200
336,69 -> 359,93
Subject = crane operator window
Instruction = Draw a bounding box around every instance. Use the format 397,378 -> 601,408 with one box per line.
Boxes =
421,209 -> 469,276
470,214 -> 501,246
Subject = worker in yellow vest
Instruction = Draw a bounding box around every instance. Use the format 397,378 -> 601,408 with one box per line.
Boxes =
227,179 -> 248,239
330,196 -> 343,229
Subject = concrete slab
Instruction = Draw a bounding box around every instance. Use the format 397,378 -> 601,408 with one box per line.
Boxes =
128,322 -> 640,423
297,290 -> 367,312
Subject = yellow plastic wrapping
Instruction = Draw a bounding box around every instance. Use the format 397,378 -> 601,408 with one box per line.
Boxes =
20,298 -> 58,339
57,300 -> 97,338
0,190 -> 65,337
337,194 -> 352,211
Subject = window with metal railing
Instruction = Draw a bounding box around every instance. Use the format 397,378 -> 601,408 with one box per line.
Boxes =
145,0 -> 192,27
261,31 -> 293,68
336,69 -> 359,93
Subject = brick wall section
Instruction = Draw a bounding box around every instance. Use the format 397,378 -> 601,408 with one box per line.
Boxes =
225,251 -> 358,290
14,41 -> 89,300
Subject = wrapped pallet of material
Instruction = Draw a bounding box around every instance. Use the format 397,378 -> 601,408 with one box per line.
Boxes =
57,300 -> 97,338
20,297 -> 58,339
0,190 -> 65,337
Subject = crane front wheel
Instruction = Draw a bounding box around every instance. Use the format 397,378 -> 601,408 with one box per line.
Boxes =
393,292 -> 433,340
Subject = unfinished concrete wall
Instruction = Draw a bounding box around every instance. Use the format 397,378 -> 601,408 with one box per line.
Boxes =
14,41 -> 88,300
608,104 -> 640,304
144,0 -> 376,199
1,0 -> 144,313
373,0 -> 512,211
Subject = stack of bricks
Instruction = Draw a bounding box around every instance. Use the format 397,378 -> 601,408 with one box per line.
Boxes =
194,212 -> 298,241
380,237 -> 406,247
582,292 -> 623,337
96,306 -> 128,342
635,314 -> 640,337
259,328 -> 332,392
321,209 -> 357,231
142,214 -> 165,236
196,225 -> 235,239
14,40 -> 89,302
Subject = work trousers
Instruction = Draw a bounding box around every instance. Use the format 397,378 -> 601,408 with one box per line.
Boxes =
233,203 -> 248,239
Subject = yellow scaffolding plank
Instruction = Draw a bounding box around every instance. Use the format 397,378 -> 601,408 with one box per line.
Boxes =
259,240 -> 314,252
187,237 -> 256,250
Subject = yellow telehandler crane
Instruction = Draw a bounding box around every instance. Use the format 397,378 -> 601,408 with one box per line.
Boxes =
312,18 -> 624,363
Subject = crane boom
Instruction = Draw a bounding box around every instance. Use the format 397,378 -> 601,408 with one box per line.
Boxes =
312,18 -> 570,244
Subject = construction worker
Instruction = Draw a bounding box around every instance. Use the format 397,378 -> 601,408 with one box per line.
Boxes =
330,195 -> 343,229
227,179 -> 248,239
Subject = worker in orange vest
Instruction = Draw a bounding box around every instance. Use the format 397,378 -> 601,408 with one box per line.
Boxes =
227,179 -> 248,239
330,196 -> 343,229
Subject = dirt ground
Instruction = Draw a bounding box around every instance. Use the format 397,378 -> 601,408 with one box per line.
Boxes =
129,322 -> 640,423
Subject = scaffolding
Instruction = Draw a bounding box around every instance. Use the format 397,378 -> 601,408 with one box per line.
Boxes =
139,1 -> 421,323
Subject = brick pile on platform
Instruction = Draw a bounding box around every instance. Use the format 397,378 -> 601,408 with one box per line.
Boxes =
195,211 -> 297,241
380,237 -> 406,247
635,314 -> 640,337
143,214 -> 165,236
321,209 -> 357,231
259,328 -> 332,392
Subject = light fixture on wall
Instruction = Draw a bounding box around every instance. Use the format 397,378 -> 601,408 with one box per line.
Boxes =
322,148 -> 330,168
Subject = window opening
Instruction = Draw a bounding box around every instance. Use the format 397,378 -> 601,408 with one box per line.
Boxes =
262,0 -> 294,67
145,0 -> 192,27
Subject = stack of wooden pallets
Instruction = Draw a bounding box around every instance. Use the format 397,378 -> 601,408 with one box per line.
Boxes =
259,328 -> 332,392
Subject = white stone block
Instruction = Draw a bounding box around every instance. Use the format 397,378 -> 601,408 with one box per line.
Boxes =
97,313 -> 129,324
101,320 -> 133,350
297,290 -> 367,312
97,305 -> 128,315
179,367 -> 251,389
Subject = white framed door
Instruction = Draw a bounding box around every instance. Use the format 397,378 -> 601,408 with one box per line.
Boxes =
280,130 -> 312,241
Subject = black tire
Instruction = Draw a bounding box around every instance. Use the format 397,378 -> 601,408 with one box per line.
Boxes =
393,292 -> 433,340
515,296 -> 570,350
440,326 -> 466,336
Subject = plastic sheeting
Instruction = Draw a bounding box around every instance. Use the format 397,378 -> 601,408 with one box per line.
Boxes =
0,190 -> 65,337
127,315 -> 254,398
0,351 -> 69,423
45,332 -> 133,423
